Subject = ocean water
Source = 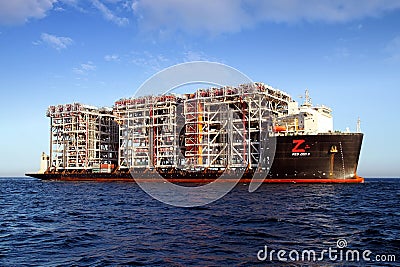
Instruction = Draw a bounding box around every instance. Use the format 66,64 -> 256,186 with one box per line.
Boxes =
0,178 -> 399,266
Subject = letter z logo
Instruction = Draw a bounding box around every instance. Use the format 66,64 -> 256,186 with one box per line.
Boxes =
292,139 -> 306,153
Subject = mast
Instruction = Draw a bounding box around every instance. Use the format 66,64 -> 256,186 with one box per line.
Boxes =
304,89 -> 312,106
49,117 -> 53,171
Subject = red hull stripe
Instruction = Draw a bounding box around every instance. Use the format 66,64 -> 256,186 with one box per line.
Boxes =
47,176 -> 364,184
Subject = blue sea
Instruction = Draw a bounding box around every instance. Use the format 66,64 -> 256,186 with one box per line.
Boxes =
0,178 -> 399,266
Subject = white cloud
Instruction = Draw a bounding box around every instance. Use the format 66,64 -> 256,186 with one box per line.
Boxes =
385,36 -> 400,62
129,50 -> 220,71
104,54 -> 120,62
133,0 -> 247,35
0,0 -> 130,26
183,50 -> 217,62
92,0 -> 129,26
40,33 -> 73,50
81,62 -> 96,71
131,51 -> 170,71
324,46 -> 351,62
0,0 -> 57,24
54,6 -> 65,12
73,61 -> 96,75
334,47 -> 350,59
132,0 -> 400,35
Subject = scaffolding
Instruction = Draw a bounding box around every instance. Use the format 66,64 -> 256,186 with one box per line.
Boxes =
115,82 -> 292,171
47,103 -> 118,172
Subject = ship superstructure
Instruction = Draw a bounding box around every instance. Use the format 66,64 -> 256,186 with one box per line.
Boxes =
275,89 -> 333,135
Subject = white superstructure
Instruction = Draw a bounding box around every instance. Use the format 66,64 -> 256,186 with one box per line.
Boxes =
275,90 -> 333,135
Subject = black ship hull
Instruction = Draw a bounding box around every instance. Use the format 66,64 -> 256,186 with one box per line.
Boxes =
26,133 -> 364,183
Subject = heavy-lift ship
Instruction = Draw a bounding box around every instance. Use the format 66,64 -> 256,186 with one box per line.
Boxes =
26,83 -> 364,183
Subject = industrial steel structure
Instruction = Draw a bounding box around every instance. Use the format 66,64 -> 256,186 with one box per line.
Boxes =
114,83 -> 292,171
46,103 -> 118,173
114,95 -> 183,170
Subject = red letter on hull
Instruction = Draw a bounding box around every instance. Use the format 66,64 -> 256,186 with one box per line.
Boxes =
292,139 -> 306,153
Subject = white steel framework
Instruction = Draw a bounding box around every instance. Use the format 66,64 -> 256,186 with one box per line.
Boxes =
47,103 -> 118,172
115,83 -> 292,171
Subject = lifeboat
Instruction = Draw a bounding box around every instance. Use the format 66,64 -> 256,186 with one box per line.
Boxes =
274,125 -> 287,132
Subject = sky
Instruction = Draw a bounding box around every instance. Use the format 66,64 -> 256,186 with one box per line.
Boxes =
0,0 -> 400,177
